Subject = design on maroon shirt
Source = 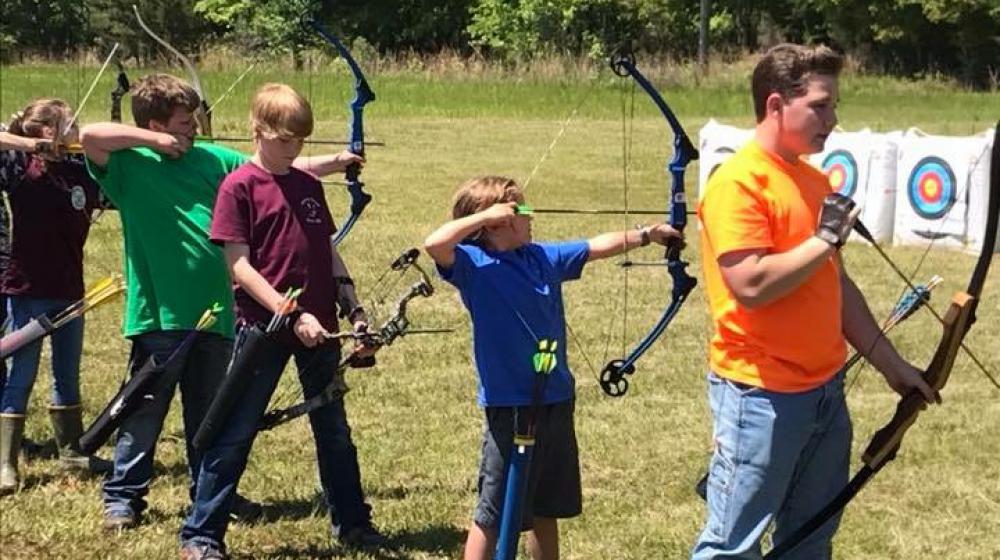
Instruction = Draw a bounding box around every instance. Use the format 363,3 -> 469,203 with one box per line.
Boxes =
300,197 -> 323,224
0,153 -> 101,299
210,163 -> 339,339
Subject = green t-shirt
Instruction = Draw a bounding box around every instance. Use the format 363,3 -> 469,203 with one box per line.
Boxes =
88,142 -> 247,337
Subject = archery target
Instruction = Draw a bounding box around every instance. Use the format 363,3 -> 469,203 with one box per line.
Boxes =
708,147 -> 735,180
906,156 -> 956,220
822,150 -> 858,197
810,129 -> 897,243
698,120 -> 753,202
894,128 -> 995,252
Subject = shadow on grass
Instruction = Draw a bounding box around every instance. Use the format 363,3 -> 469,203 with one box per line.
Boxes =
237,523 -> 465,559
256,494 -> 329,522
152,458 -> 193,480
20,436 -> 57,459
18,471 -> 62,491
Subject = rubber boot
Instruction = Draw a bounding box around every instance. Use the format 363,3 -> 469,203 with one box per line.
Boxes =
48,404 -> 112,475
0,413 -> 25,495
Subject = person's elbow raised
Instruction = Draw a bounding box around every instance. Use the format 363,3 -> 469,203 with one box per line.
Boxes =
78,125 -> 102,152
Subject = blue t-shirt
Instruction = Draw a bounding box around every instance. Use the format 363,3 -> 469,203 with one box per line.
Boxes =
439,241 -> 589,406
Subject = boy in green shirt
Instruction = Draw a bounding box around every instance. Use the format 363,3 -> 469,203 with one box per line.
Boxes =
81,74 -> 362,533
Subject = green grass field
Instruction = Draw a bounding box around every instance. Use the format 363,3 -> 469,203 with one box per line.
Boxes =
1,57 -> 999,559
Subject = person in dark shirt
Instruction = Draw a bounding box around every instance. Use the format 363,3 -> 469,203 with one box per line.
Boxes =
178,83 -> 378,559
0,99 -> 112,496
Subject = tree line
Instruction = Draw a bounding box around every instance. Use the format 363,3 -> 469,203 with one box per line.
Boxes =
2,0 -> 997,88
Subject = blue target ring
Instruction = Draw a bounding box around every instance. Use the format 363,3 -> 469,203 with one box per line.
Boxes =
907,156 -> 956,220
822,150 -> 858,197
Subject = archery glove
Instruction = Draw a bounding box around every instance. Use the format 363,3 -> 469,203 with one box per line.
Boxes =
816,194 -> 859,249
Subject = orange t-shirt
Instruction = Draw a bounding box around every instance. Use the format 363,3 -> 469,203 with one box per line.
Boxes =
697,140 -> 847,392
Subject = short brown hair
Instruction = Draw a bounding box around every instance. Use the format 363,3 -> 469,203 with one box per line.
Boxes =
7,98 -> 73,138
451,176 -> 523,243
751,44 -> 843,122
130,73 -> 200,129
251,83 -> 313,139
451,176 -> 523,220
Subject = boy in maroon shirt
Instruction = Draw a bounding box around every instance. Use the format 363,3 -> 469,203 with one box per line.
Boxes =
179,84 -> 383,559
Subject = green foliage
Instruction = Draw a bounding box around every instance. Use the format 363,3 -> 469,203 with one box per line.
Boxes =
0,0 -> 997,88
0,0 -> 86,55
766,0 -> 1000,88
467,0 -> 689,61
194,0 -> 321,63
331,0 -> 476,52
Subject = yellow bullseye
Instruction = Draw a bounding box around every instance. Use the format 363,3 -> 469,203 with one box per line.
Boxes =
922,176 -> 941,200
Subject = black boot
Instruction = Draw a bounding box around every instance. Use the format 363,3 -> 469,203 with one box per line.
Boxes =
49,404 -> 112,475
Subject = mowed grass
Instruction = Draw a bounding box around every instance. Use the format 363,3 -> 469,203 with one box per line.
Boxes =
1,57 -> 999,559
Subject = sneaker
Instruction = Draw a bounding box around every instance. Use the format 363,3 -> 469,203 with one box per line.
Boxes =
103,511 -> 139,533
179,543 -> 227,560
340,523 -> 390,549
230,493 -> 263,523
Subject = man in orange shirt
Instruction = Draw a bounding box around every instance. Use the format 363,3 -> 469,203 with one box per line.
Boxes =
693,44 -> 937,559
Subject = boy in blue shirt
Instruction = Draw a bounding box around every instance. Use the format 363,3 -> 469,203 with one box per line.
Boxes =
424,175 -> 683,560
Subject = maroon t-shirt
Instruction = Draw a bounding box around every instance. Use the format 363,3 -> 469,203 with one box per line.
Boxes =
210,162 -> 339,333
0,152 -> 102,299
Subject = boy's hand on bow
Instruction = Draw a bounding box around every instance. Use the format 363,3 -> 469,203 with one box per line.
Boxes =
293,312 -> 327,348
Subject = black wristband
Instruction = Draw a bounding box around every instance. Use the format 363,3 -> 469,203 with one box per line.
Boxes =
636,225 -> 651,247
347,305 -> 366,324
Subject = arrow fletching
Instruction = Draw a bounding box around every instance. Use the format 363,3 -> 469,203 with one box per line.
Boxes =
195,303 -> 224,331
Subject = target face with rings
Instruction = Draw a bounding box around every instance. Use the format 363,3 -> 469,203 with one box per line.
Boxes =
822,150 -> 858,197
907,156 -> 957,220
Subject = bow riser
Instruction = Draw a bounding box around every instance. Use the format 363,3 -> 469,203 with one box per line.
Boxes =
308,18 -> 375,247
599,53 -> 699,396
862,291 -> 974,469
766,121 -> 1000,560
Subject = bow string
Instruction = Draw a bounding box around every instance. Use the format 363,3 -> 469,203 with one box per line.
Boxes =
132,5 -> 212,137
258,250 -> 440,431
765,121 -> 1000,558
307,17 -> 375,248
599,52 -> 699,397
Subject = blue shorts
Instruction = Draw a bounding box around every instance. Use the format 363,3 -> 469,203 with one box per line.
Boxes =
474,398 -> 582,531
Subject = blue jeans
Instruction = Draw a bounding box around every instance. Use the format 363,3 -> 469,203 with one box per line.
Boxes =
180,326 -> 372,550
1,294 -> 8,391
102,330 -> 232,517
1,296 -> 84,413
692,372 -> 852,560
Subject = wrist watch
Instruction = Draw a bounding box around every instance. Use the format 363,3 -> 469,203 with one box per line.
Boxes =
636,225 -> 651,247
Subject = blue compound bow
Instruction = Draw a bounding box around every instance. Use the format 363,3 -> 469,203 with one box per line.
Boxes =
598,52 -> 699,397
308,17 -> 375,248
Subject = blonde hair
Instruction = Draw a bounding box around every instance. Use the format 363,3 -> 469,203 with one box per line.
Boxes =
251,83 -> 313,139
451,176 -> 523,219
130,73 -> 200,128
8,98 -> 73,139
